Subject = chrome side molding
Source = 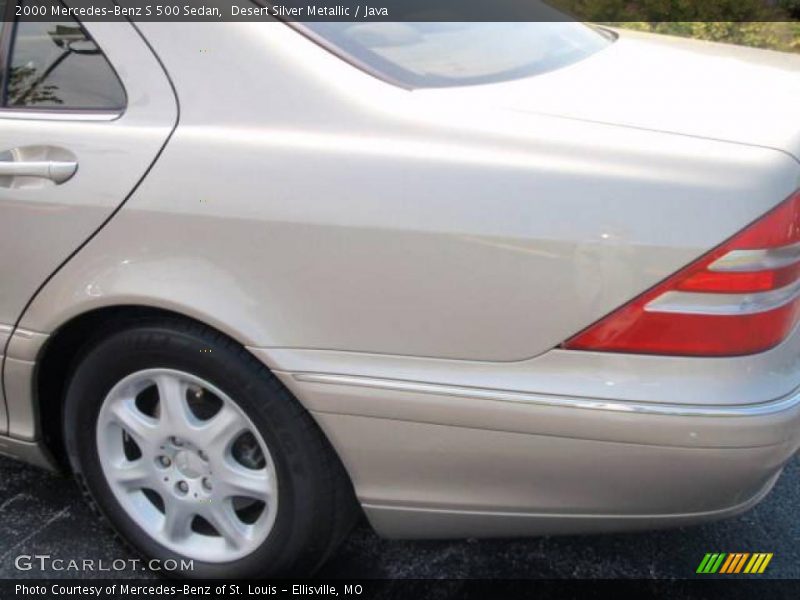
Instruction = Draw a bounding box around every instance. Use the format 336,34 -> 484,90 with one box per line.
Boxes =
292,373 -> 800,418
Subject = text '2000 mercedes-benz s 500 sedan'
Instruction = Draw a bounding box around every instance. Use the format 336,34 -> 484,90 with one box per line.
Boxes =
1,4 -> 800,578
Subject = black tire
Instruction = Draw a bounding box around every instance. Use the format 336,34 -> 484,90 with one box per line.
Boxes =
62,317 -> 358,578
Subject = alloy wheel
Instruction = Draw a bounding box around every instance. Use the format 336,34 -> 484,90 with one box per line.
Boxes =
96,369 -> 278,562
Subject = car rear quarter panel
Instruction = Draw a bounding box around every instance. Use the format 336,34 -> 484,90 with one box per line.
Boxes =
14,22 -> 800,364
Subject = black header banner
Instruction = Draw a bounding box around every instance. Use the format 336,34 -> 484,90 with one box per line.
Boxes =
2,0 -> 800,22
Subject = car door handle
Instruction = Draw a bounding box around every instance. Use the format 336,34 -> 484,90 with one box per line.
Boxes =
0,159 -> 78,184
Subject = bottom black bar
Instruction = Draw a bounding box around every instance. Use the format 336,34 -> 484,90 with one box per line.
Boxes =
3,580 -> 800,600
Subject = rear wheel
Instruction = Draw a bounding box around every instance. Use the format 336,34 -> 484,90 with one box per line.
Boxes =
63,318 -> 357,578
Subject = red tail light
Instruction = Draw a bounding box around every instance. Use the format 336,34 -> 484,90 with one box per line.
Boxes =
563,190 -> 800,356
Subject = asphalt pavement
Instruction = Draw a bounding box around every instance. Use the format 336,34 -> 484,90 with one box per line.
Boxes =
0,454 -> 797,579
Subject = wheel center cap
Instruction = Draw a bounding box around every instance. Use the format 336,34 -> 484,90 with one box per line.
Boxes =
174,450 -> 207,479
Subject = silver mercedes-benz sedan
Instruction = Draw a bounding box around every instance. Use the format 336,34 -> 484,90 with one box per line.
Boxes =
1,3 -> 800,578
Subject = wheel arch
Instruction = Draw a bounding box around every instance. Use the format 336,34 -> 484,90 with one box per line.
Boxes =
40,304 -> 361,575
31,305 -> 321,471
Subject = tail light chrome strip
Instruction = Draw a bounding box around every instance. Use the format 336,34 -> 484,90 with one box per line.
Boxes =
709,242 -> 800,272
645,279 -> 800,316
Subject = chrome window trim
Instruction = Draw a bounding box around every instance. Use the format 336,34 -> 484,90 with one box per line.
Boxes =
0,109 -> 121,121
292,373 -> 800,418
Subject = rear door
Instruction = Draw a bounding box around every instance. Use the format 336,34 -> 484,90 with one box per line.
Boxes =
0,0 -> 177,430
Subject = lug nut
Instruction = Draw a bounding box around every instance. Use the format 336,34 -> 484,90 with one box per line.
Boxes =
202,477 -> 213,491
198,450 -> 208,461
171,437 -> 183,447
158,456 -> 172,468
177,481 -> 189,494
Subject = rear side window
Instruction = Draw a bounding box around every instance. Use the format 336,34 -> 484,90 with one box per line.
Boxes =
301,22 -> 613,88
3,0 -> 125,109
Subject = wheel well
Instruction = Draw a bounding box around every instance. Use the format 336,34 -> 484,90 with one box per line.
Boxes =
36,306 -> 227,469
35,305 -> 362,562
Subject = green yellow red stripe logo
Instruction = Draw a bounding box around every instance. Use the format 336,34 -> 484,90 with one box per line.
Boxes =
696,553 -> 773,574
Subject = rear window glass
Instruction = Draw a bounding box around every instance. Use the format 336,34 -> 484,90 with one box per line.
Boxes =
301,22 -> 613,88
